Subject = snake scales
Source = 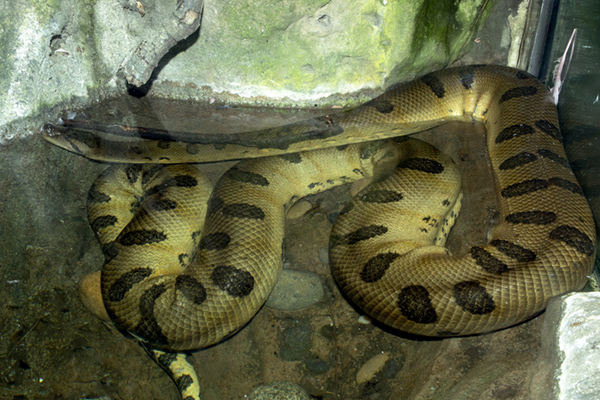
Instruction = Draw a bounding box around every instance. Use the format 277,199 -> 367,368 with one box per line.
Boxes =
45,65 -> 596,352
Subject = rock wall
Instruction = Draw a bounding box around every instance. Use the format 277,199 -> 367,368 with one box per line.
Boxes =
0,0 -> 491,140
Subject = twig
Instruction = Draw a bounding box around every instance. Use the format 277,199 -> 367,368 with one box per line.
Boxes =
0,319 -> 41,359
550,28 -> 577,105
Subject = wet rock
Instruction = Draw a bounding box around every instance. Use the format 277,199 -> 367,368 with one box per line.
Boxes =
1,0 -> 489,141
534,292 -> 600,400
266,269 -> 324,311
304,355 -> 331,375
319,323 -> 335,340
247,380 -> 310,400
280,322 -> 312,362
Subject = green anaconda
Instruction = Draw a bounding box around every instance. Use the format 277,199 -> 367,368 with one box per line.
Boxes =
44,64 -> 596,370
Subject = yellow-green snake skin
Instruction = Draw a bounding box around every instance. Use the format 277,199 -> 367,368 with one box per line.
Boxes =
44,65 -> 597,352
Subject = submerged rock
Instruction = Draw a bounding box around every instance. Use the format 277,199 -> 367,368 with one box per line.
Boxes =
247,380 -> 310,400
266,269 -> 324,311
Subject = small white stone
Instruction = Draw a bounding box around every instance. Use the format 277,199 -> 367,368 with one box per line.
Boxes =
318,247 -> 329,265
356,352 -> 390,384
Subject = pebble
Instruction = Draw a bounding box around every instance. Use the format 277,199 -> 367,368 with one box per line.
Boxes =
356,352 -> 390,384
304,356 -> 331,375
265,269 -> 324,311
281,323 -> 311,361
317,247 -> 329,265
247,380 -> 310,400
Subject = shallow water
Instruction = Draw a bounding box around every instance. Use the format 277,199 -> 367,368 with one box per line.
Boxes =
0,95 -> 552,399
2,0 -> 600,396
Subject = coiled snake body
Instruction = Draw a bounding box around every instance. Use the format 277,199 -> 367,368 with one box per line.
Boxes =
45,65 -> 596,351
